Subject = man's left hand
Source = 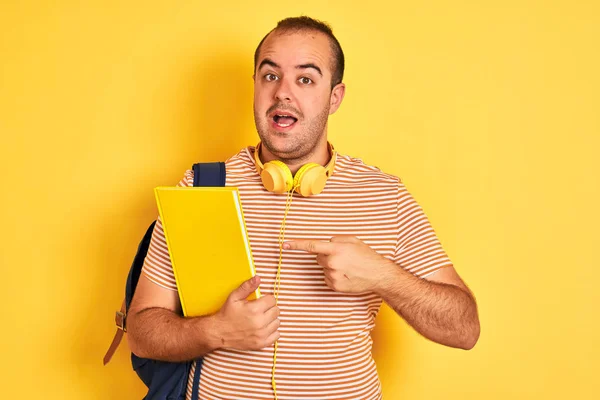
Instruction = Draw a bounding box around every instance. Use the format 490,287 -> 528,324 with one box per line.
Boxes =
283,236 -> 395,293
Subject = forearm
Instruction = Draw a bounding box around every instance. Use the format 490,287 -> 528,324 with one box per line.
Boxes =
127,307 -> 220,362
375,264 -> 480,350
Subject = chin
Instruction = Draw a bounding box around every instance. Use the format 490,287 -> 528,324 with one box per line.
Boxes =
259,134 -> 299,156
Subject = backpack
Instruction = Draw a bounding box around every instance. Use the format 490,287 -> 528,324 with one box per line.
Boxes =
104,162 -> 226,400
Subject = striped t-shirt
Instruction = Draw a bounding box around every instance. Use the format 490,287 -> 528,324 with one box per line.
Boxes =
142,146 -> 453,400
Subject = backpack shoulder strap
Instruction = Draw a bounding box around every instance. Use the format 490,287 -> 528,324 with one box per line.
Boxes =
192,162 -> 226,187
189,162 -> 225,398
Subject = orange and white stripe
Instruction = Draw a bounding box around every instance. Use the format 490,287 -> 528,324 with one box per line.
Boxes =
142,146 -> 453,400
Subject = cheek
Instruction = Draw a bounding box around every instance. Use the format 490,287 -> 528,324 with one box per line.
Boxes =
303,95 -> 328,119
255,82 -> 275,99
253,87 -> 264,105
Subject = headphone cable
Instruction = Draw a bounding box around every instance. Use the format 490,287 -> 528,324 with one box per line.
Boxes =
271,186 -> 297,400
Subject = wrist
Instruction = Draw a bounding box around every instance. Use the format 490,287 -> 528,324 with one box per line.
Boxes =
372,259 -> 411,296
193,313 -> 222,352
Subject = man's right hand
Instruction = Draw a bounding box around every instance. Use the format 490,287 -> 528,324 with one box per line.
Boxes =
213,275 -> 280,351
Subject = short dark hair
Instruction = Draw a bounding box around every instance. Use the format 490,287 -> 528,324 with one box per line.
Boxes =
254,16 -> 345,89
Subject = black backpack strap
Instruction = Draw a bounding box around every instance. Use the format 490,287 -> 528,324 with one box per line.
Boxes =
190,162 -> 224,398
192,162 -> 226,187
191,359 -> 204,400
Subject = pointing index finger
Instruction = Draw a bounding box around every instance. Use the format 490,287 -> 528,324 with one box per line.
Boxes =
283,240 -> 335,254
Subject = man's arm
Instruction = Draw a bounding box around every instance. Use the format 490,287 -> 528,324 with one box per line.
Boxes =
375,263 -> 480,350
126,274 -> 218,362
284,237 -> 480,350
127,274 -> 280,362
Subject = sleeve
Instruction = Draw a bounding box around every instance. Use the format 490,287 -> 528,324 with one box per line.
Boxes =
393,182 -> 454,279
141,170 -> 194,290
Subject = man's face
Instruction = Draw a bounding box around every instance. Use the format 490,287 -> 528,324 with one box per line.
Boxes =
253,30 -> 344,162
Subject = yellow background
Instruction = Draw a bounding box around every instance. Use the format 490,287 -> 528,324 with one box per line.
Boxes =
1,1 -> 598,399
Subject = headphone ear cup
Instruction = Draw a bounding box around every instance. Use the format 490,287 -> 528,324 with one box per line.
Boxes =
261,160 -> 293,193
294,163 -> 328,196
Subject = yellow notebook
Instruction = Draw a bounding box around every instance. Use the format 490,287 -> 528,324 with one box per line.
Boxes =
154,187 -> 260,317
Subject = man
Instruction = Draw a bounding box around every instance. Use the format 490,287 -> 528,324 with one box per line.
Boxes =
127,16 -> 480,400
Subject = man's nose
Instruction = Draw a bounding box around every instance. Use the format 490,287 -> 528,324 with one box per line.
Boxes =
274,78 -> 293,102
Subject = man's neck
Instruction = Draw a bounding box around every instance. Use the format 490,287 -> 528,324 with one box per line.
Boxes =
259,141 -> 331,175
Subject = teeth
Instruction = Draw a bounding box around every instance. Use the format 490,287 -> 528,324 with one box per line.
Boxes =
274,114 -> 295,128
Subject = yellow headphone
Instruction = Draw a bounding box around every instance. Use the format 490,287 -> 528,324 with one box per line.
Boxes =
254,142 -> 337,197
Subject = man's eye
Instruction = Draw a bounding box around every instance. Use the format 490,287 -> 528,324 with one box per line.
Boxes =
299,77 -> 313,85
265,74 -> 278,82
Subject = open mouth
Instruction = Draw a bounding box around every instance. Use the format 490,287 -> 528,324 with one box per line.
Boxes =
273,114 -> 298,128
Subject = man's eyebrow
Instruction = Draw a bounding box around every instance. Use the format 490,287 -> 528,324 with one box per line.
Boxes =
258,58 -> 323,77
297,63 -> 322,77
258,58 -> 280,70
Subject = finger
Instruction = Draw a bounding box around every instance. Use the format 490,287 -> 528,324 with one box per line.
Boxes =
262,313 -> 281,334
253,305 -> 280,330
249,294 -> 277,313
283,240 -> 335,254
263,304 -> 280,323
324,275 -> 336,291
330,235 -> 360,244
263,327 -> 281,347
229,275 -> 261,301
316,254 -> 332,268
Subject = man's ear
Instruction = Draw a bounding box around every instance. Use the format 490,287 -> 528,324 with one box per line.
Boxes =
328,83 -> 346,115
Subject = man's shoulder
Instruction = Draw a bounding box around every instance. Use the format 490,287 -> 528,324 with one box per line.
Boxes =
334,152 -> 400,186
187,147 -> 256,178
224,146 -> 256,169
